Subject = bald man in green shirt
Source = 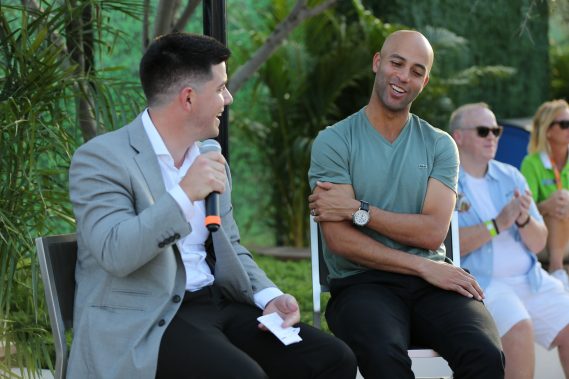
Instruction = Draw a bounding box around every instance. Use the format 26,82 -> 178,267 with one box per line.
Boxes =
308,30 -> 504,378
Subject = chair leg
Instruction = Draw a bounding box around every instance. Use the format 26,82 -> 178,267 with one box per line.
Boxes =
313,310 -> 321,329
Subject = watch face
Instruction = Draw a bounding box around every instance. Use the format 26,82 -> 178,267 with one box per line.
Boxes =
353,209 -> 370,226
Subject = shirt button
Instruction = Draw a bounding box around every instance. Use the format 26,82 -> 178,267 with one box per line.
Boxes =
172,295 -> 181,303
158,319 -> 166,327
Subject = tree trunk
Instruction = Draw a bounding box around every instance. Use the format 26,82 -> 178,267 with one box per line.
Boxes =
154,0 -> 179,38
22,0 -> 98,140
143,0 -> 151,48
173,0 -> 202,32
228,0 -> 340,94
65,2 -> 98,141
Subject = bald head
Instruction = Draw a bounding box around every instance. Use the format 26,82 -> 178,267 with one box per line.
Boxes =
370,30 -> 434,113
380,30 -> 434,74
450,103 -> 501,170
449,103 -> 494,133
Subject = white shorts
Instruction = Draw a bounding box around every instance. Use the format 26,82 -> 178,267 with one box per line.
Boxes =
484,269 -> 569,349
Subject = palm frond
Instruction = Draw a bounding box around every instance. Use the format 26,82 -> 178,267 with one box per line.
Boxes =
1,2 -> 142,372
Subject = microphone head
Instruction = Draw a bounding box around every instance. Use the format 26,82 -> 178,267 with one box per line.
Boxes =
199,139 -> 222,154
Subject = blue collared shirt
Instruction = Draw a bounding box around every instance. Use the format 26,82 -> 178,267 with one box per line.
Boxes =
458,160 -> 544,291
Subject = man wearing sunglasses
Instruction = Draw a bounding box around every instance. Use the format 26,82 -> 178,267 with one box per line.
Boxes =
451,102 -> 569,379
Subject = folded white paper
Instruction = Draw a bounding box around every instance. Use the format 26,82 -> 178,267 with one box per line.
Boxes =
257,312 -> 303,346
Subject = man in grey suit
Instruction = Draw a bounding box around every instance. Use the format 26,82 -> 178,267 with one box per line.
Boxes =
68,32 -> 356,379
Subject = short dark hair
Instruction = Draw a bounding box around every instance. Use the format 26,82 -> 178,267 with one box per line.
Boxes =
139,33 -> 231,106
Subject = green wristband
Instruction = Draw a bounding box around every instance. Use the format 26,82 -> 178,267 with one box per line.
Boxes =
484,220 -> 497,237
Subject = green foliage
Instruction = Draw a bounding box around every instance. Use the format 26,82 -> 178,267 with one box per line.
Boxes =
413,25 -> 517,129
1,2 -> 144,374
253,253 -> 331,332
1,5 -> 76,374
224,0 -> 288,246
362,0 -> 550,119
550,44 -> 569,101
549,0 -> 569,102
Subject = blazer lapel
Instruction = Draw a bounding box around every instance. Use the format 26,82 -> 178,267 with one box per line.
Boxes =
127,114 -> 165,201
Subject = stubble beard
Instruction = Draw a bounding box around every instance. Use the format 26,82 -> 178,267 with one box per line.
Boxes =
376,84 -> 411,114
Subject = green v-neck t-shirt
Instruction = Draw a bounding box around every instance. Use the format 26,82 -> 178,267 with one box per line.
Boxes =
308,107 -> 459,280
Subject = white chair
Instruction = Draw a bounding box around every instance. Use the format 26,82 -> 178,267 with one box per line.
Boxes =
310,211 -> 460,378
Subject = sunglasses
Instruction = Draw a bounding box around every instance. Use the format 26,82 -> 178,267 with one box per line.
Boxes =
550,120 -> 569,130
464,126 -> 503,138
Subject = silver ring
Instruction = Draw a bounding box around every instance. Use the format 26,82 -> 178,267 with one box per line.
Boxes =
310,209 -> 316,216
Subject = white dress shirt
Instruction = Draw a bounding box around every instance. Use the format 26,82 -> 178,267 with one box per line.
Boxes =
141,110 -> 282,308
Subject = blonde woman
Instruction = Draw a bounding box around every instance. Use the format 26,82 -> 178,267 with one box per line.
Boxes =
521,99 -> 569,289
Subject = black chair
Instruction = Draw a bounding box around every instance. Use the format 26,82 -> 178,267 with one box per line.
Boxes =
35,234 -> 77,379
310,211 -> 460,377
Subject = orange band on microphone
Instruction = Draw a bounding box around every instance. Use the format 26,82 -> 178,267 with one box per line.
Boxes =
205,215 -> 221,226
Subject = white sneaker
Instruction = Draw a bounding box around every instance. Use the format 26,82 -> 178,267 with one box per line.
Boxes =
551,269 -> 569,291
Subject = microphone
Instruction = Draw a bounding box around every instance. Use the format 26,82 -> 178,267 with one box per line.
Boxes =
199,139 -> 222,232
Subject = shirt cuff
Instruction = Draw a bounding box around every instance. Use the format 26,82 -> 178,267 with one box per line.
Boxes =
254,287 -> 284,309
169,185 -> 194,221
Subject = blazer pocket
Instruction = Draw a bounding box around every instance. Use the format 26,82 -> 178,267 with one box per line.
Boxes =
101,288 -> 151,311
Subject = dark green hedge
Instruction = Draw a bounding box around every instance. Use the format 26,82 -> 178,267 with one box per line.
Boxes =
362,0 -> 549,119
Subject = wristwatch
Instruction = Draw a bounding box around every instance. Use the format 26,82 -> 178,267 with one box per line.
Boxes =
352,200 -> 371,227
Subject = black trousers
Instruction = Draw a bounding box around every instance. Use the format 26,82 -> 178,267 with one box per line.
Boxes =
156,285 -> 356,379
326,270 -> 505,379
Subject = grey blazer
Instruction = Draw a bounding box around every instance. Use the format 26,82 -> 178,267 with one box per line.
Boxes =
67,114 -> 276,379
